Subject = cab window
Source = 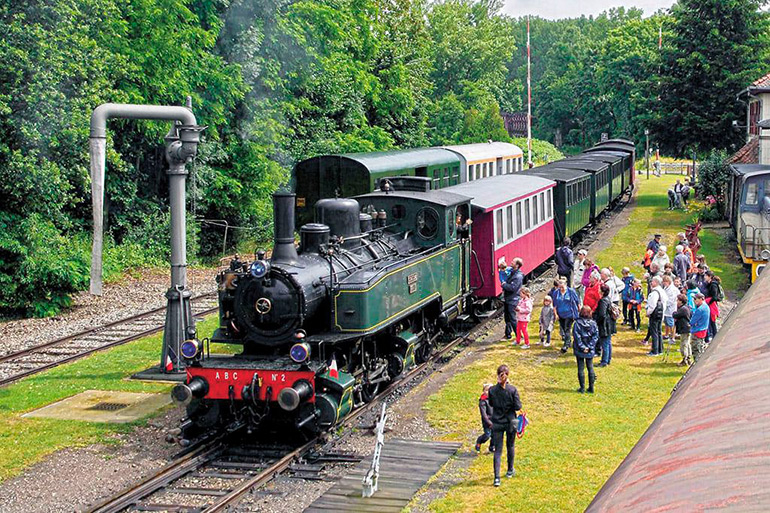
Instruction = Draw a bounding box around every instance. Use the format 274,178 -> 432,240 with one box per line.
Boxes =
746,182 -> 758,205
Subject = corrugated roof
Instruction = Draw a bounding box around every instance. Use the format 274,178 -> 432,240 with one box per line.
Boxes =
356,188 -> 471,207
728,138 -> 759,165
444,174 -> 554,210
341,148 -> 460,173
442,142 -> 523,161
577,151 -> 626,162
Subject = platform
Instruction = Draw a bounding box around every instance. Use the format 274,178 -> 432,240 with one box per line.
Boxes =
131,364 -> 186,383
304,438 -> 461,512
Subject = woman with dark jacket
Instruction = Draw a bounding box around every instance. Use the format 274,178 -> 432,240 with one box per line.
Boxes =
488,364 -> 523,487
672,294 -> 692,366
593,284 -> 613,367
572,305 -> 599,393
704,271 -> 722,342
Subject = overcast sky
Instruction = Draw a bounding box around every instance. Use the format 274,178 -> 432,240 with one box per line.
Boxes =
502,0 -> 676,20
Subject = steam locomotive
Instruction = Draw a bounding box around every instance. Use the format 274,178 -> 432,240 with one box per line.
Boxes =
172,184 -> 474,437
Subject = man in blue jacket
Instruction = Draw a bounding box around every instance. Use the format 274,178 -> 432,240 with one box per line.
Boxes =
501,258 -> 524,340
555,238 -> 575,286
690,293 -> 710,362
553,278 -> 580,353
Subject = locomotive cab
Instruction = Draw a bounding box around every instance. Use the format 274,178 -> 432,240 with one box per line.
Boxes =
729,164 -> 770,281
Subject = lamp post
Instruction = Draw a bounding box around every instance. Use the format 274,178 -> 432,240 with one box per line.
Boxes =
645,129 -> 650,180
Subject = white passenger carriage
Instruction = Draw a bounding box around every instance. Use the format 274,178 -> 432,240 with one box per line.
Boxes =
443,142 -> 524,183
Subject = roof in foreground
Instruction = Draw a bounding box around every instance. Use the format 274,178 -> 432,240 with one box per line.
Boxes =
442,142 -> 524,161
445,174 -> 554,210
587,266 -> 770,512
730,163 -> 770,177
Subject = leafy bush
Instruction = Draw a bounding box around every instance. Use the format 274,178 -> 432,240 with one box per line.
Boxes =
696,150 -> 731,214
698,205 -> 723,224
511,137 -> 565,165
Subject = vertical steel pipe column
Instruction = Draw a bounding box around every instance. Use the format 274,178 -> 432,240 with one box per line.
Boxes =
88,102 -> 205,373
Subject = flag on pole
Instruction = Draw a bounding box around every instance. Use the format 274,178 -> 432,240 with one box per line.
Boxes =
658,25 -> 662,50
526,15 -> 532,167
165,354 -> 174,372
329,355 -> 339,379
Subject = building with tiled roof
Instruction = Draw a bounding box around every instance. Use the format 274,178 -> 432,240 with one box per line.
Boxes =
736,72 -> 770,164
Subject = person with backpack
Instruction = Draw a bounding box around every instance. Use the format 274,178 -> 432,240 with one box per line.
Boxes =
646,276 -> 666,356
573,305 -> 599,393
602,267 -> 624,334
555,238 -> 575,287
628,279 -> 644,332
475,384 -> 495,453
488,364 -> 522,486
704,271 -> 723,342
593,284 -> 613,367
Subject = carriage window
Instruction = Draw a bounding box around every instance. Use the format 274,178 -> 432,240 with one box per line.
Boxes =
443,167 -> 450,188
547,190 -> 552,218
516,202 -> 523,234
525,199 -> 531,230
506,159 -> 511,174
747,182 -> 758,205
496,209 -> 504,244
533,195 -> 538,225
452,166 -> 460,185
506,205 -> 513,239
432,169 -> 441,189
540,192 -> 545,220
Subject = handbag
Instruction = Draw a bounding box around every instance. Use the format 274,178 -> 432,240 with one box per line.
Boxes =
609,303 -> 621,320
516,411 -> 529,438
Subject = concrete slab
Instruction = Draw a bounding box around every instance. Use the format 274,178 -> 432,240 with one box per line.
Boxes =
22,390 -> 171,423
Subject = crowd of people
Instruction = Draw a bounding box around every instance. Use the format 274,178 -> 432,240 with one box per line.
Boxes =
479,231 -> 726,486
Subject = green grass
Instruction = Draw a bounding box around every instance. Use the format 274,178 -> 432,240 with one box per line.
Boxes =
0,314 -> 220,482
418,174 -> 749,513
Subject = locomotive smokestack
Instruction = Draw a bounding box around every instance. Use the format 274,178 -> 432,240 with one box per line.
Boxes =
272,192 -> 299,264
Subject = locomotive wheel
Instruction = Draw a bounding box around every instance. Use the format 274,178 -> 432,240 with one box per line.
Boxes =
360,381 -> 380,403
415,341 -> 433,364
387,352 -> 405,380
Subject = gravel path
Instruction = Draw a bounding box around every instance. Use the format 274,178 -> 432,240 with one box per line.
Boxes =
0,267 -> 219,359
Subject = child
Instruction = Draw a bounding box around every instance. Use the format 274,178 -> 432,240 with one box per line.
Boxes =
539,296 -> 555,346
628,279 -> 644,332
475,384 -> 495,453
498,257 -> 512,285
547,279 -> 560,304
516,287 -> 533,348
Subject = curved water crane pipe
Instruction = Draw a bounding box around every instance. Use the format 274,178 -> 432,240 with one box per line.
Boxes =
89,101 -> 205,374
89,102 -> 198,295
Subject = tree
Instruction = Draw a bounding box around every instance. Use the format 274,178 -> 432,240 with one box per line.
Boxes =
697,149 -> 731,214
654,0 -> 770,156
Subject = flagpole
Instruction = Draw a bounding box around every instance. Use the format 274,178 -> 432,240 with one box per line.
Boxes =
527,15 -> 532,168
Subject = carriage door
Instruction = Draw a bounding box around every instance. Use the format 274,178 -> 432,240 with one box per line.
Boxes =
415,166 -> 427,177
496,157 -> 503,176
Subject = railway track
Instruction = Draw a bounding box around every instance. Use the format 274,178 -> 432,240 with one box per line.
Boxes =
87,326 -> 476,513
0,292 -> 219,387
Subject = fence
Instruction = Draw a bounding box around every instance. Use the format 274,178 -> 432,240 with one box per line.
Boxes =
639,162 -> 697,177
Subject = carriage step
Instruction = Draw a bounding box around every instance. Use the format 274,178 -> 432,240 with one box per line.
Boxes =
475,310 -> 497,319
457,314 -> 472,322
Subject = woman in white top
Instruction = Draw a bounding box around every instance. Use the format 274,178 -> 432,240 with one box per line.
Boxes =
651,245 -> 670,270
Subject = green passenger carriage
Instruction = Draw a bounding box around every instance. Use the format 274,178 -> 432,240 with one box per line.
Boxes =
522,167 -> 592,243
293,149 -> 462,225
548,159 -> 611,222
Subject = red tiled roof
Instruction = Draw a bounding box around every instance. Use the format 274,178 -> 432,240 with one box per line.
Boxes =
729,137 -> 759,164
752,72 -> 770,88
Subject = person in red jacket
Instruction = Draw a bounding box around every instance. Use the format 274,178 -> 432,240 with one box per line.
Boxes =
583,272 -> 602,312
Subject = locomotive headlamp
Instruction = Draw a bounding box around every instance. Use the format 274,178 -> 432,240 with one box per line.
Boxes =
250,260 -> 270,279
760,249 -> 770,261
290,339 -> 311,364
181,339 -> 201,359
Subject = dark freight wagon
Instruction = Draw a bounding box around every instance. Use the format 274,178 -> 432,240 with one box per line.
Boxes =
546,159 -> 611,222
